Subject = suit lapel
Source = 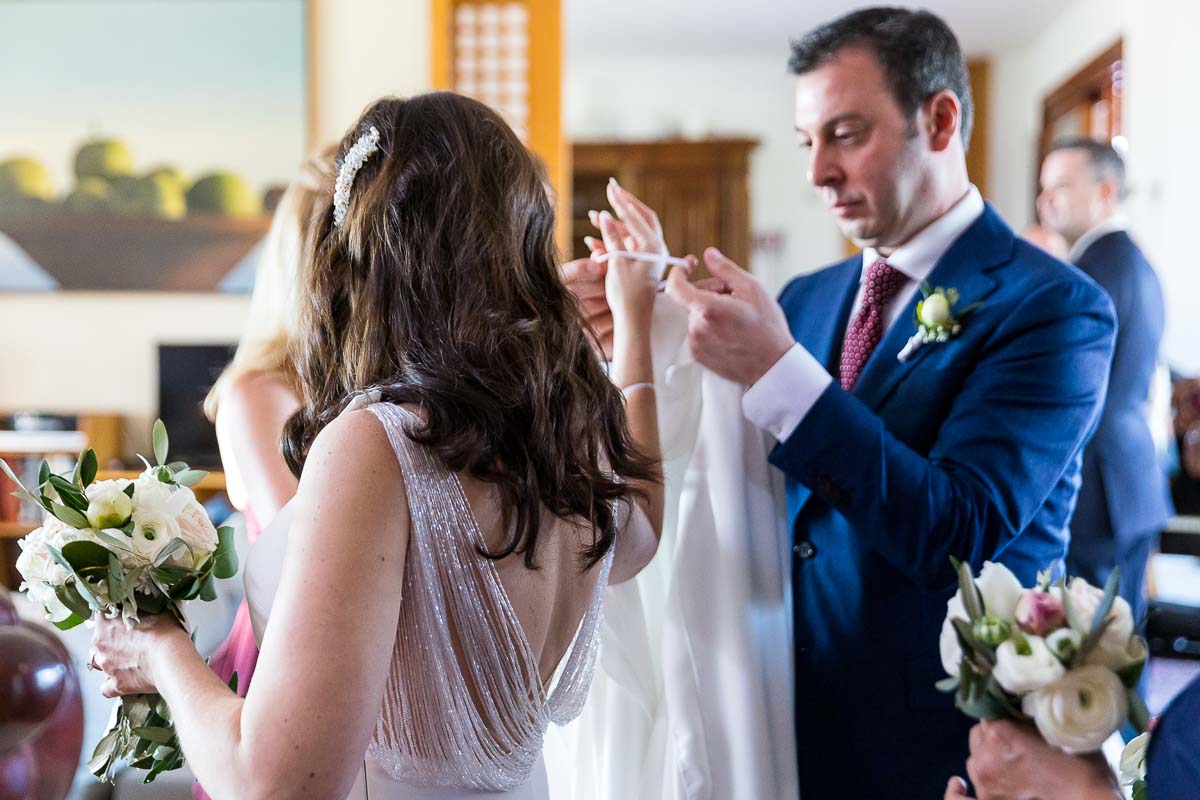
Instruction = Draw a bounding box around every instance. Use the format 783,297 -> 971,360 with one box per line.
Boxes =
795,256 -> 862,373
850,205 -> 1015,412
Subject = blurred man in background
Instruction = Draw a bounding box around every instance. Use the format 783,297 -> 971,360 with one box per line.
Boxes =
1039,137 -> 1172,620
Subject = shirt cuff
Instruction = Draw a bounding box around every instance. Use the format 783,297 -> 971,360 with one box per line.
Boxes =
741,344 -> 833,442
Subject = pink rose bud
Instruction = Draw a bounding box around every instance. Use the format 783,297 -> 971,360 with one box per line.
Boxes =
1015,589 -> 1066,636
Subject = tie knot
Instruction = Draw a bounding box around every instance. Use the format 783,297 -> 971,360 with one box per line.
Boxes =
863,259 -> 906,308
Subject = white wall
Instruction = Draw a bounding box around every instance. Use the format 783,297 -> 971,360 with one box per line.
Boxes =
0,0 -> 431,441
568,52 -> 845,293
987,0 -> 1200,372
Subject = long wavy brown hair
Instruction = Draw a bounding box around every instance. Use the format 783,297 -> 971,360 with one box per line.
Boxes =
282,93 -> 658,569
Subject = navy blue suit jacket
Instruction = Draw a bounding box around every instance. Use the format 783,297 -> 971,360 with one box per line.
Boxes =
772,206 -> 1116,799
1147,675 -> 1200,799
1069,231 -> 1172,545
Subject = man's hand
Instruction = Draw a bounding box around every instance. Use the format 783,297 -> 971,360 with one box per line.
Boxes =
561,256 -> 613,359
945,720 -> 1118,800
664,247 -> 795,386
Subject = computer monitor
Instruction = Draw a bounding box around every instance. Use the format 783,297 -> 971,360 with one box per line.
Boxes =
157,344 -> 236,469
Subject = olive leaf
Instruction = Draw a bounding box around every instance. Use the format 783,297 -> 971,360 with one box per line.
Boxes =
152,419 -> 169,466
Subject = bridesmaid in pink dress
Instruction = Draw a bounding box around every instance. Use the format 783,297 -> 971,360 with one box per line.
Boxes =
195,148 -> 333,799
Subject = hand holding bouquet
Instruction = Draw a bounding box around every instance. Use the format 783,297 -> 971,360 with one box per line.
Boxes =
938,558 -> 1148,755
2,420 -> 237,783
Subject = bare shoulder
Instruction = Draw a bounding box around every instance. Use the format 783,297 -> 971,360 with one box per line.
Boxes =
301,408 -> 405,501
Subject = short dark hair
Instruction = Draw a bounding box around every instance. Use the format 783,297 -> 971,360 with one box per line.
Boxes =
788,7 -> 974,147
1046,137 -> 1127,197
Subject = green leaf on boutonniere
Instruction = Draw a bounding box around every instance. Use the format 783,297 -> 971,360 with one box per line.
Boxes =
1128,687 -> 1150,733
1132,779 -> 1147,800
227,670 -> 239,694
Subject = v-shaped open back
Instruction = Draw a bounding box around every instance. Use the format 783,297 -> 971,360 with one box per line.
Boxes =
362,402 -> 614,791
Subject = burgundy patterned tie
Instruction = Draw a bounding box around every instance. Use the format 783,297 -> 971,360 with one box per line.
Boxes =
839,259 -> 907,391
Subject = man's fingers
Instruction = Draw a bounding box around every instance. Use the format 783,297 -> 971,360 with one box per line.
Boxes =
703,247 -> 753,291
944,776 -> 971,798
665,264 -> 713,310
695,276 -> 734,294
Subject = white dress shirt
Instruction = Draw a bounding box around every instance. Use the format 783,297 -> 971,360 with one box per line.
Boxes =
742,185 -> 986,442
1067,214 -> 1128,262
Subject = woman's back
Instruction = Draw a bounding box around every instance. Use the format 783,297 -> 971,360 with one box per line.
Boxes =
247,398 -> 621,797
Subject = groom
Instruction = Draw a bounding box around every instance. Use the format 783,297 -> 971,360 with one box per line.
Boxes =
566,8 -> 1117,799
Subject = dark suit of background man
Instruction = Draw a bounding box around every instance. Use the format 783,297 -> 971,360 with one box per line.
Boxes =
1039,138 -> 1173,621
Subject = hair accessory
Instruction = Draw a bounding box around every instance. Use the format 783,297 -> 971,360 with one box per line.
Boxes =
333,125 -> 381,227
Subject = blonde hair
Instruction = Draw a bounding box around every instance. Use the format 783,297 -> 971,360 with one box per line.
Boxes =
204,147 -> 335,420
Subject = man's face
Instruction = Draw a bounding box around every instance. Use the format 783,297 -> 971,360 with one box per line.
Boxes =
1038,149 -> 1106,244
794,47 -> 927,249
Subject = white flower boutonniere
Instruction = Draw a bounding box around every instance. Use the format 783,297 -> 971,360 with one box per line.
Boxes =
897,282 -> 981,362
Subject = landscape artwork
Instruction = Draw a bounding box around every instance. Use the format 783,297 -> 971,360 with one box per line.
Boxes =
0,0 -> 306,292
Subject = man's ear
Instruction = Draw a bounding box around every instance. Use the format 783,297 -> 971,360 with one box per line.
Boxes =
924,90 -> 961,152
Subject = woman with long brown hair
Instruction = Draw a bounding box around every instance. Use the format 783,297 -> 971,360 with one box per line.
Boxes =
90,92 -> 666,799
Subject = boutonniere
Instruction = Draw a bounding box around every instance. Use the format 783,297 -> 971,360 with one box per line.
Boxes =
897,282 -> 981,362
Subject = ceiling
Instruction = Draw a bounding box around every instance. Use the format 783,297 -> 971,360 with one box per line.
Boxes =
568,0 -> 1073,58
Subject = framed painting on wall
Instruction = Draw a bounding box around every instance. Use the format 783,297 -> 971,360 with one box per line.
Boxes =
0,0 -> 310,292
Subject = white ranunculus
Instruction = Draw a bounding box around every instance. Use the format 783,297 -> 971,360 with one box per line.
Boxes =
1022,665 -> 1128,753
1119,731 -> 1150,785
920,293 -> 952,327
975,561 -> 1024,621
1046,627 -> 1083,663
86,480 -> 134,530
940,592 -> 968,677
1065,577 -> 1140,670
993,636 -> 1066,693
130,509 -> 182,562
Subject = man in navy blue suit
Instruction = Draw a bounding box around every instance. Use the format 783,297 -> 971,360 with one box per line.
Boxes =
1038,138 -> 1172,622
658,9 -> 1117,799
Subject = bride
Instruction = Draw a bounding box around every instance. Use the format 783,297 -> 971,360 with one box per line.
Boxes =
89,92 -> 666,799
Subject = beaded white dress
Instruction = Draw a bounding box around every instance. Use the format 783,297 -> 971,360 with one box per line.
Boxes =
245,398 -> 614,799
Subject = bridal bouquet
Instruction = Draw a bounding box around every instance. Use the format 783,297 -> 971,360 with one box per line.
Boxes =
938,558 -> 1148,754
2,420 -> 237,783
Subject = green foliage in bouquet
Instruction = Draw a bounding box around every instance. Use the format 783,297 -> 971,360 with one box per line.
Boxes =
1,420 -> 239,783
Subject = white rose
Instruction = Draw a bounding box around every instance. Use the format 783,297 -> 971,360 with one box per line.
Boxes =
1065,578 -> 1139,670
132,476 -> 191,518
920,293 -> 952,327
86,480 -> 133,529
1118,731 -> 1150,785
993,636 -> 1066,693
130,509 -> 182,562
15,527 -> 71,588
176,501 -> 218,561
1022,665 -> 1128,753
940,592 -> 968,677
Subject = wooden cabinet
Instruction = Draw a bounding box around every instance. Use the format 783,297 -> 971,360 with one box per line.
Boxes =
570,139 -> 757,274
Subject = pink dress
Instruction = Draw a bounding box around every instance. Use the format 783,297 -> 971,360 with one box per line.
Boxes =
192,507 -> 262,800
